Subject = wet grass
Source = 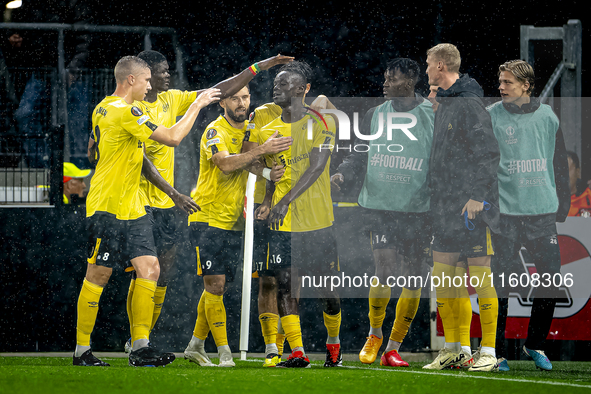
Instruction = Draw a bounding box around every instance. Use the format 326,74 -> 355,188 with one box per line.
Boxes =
1,357 -> 591,393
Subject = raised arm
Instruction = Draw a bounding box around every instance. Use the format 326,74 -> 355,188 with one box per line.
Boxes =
149,88 -> 221,147
194,54 -> 294,100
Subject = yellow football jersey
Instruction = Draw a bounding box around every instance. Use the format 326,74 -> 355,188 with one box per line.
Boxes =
247,102 -> 282,204
258,112 -> 336,232
86,96 -> 156,220
188,115 -> 249,231
135,90 -> 197,209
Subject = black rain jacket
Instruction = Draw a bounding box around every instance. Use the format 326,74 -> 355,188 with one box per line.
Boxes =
429,74 -> 500,233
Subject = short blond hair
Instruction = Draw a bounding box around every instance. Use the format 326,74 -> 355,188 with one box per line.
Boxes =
427,43 -> 461,73
114,56 -> 149,84
499,60 -> 535,95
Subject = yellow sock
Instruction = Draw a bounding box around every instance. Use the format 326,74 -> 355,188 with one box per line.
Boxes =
281,315 -> 304,350
205,291 -> 228,347
469,266 -> 498,348
276,333 -> 286,355
76,279 -> 103,346
192,291 -> 209,340
432,262 -> 459,343
150,286 -> 167,331
131,278 -> 157,343
455,266 -> 472,348
323,311 -> 341,338
390,288 -> 421,343
259,313 -> 279,345
126,278 -> 135,338
368,282 -> 391,329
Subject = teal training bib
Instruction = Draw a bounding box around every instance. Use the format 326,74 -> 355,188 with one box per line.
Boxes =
358,99 -> 434,212
488,101 -> 559,215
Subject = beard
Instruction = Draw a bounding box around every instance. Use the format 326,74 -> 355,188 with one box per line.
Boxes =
227,108 -> 248,123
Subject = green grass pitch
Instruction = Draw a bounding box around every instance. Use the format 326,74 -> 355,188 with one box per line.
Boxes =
2,357 -> 591,393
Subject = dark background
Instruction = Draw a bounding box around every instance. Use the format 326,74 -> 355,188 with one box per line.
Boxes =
1,0 -> 590,359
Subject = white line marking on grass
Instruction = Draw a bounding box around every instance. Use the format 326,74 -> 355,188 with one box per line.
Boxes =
241,358 -> 591,388
341,365 -> 591,388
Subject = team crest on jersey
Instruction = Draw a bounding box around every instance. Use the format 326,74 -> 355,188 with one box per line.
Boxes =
206,129 -> 217,139
131,106 -> 143,117
162,102 -> 169,112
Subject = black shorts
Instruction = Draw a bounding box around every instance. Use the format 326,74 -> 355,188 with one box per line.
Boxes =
368,209 -> 431,259
432,214 -> 494,258
146,206 -> 181,253
196,226 -> 243,282
265,226 -> 339,276
86,213 -> 156,270
253,204 -> 271,275
189,220 -> 209,248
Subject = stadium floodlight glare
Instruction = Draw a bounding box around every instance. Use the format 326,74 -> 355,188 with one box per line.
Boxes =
6,0 -> 22,9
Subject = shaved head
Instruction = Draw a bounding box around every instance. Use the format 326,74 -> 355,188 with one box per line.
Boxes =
114,56 -> 150,84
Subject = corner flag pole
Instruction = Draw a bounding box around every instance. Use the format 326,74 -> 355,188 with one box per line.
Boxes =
239,173 -> 256,360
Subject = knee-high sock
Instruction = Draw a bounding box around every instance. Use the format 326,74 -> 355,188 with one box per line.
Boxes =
131,278 -> 157,344
281,315 -> 304,351
323,311 -> 341,341
368,282 -> 391,330
390,288 -> 421,343
432,262 -> 459,343
150,286 -> 167,331
469,266 -> 498,348
259,313 -> 279,345
205,291 -> 227,347
126,278 -> 135,339
455,266 -> 472,348
192,291 -> 210,340
76,279 -> 104,346
276,317 -> 286,355
496,297 -> 509,357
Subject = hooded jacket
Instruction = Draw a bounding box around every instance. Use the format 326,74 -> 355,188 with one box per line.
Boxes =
429,74 -> 500,233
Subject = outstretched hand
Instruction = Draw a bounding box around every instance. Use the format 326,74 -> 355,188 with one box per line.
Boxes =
262,131 -> 292,155
270,161 -> 285,182
171,192 -> 201,215
269,199 -> 289,230
195,88 -> 221,109
257,54 -> 295,71
331,173 -> 344,191
255,204 -> 271,221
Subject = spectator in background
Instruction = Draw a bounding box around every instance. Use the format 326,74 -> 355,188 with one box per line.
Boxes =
63,162 -> 91,205
567,151 -> 591,217
4,1 -> 94,168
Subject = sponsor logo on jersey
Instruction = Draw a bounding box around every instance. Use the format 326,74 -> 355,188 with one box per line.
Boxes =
131,106 -> 143,117
206,129 -> 217,139
231,138 -> 238,145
